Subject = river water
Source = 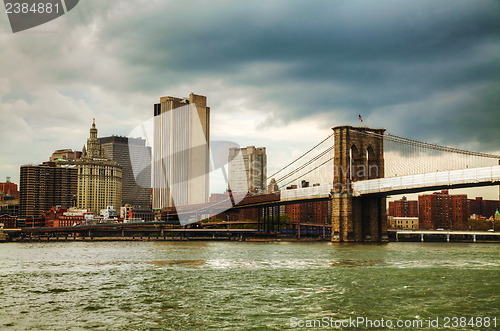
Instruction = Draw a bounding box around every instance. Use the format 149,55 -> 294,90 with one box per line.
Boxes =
0,242 -> 499,330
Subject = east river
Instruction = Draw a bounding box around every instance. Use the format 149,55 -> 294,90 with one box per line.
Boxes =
0,242 -> 499,330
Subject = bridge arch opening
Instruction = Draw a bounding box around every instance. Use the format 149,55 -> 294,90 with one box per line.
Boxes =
349,144 -> 361,181
366,145 -> 379,179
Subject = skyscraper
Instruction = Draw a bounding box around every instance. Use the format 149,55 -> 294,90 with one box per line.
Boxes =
153,93 -> 210,209
59,120 -> 123,215
228,146 -> 267,194
19,162 -> 77,219
99,136 -> 151,207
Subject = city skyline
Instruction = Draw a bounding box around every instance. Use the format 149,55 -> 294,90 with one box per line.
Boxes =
2,2 -> 500,329
1,1 -> 499,200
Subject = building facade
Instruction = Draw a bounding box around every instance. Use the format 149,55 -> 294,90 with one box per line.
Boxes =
50,149 -> 82,162
388,216 -> 419,229
63,120 -> 123,215
0,199 -> 19,217
0,177 -> 20,200
99,136 -> 151,207
284,200 -> 330,224
418,191 -> 468,230
228,146 -> 267,194
468,197 -> 499,218
0,214 -> 17,229
153,93 -> 210,209
19,162 -> 77,219
388,196 -> 418,217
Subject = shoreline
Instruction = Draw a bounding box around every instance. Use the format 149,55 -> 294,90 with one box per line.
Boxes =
3,236 -> 499,243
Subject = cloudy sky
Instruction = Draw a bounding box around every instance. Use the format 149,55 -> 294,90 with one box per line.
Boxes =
1,0 -> 499,198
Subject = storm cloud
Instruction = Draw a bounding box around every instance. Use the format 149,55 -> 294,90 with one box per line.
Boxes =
1,0 -> 499,190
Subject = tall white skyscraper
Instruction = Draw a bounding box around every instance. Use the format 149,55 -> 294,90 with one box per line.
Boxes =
228,146 -> 267,194
152,93 -> 210,209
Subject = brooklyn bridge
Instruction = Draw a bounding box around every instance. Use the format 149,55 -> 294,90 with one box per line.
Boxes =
15,125 -> 500,242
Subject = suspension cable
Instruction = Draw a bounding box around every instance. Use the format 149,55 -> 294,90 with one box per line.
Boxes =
355,128 -> 500,159
280,156 -> 334,188
266,133 -> 334,180
275,146 -> 334,183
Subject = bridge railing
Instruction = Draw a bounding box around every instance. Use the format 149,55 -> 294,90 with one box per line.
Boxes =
281,184 -> 333,201
353,165 -> 500,196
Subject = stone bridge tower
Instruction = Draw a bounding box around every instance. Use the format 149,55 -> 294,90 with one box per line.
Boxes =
331,126 -> 388,242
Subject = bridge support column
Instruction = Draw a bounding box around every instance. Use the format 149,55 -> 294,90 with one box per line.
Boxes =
331,194 -> 387,242
330,125 -> 388,243
331,193 -> 353,242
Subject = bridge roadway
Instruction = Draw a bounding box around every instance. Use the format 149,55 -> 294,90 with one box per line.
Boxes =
353,165 -> 500,196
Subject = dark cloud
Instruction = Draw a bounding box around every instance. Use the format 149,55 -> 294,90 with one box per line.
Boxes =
82,0 -> 500,150
1,0 -> 500,185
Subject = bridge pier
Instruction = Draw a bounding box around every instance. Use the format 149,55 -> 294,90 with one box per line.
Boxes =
330,126 -> 388,243
331,194 -> 387,242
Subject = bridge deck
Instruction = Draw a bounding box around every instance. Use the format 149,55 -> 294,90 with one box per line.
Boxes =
353,165 -> 500,196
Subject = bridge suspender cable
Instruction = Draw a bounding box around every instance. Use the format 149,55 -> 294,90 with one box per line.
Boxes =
280,156 -> 334,188
266,133 -> 334,180
384,133 -> 500,159
274,146 -> 334,184
352,128 -> 500,159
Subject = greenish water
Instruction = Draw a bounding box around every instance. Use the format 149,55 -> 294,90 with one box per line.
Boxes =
0,242 -> 499,330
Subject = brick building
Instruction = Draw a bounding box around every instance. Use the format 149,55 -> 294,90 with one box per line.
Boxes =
0,214 -> 17,229
0,177 -> 20,200
388,196 -> 418,217
43,207 -> 93,227
418,191 -> 468,230
468,197 -> 499,218
19,162 -> 77,219
284,200 -> 330,224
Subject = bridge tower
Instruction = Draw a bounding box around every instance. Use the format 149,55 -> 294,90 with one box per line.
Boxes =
331,126 -> 388,242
